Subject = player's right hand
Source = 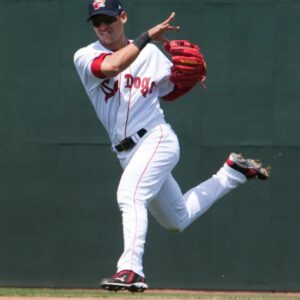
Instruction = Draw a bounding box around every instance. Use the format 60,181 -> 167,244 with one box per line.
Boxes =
148,12 -> 180,42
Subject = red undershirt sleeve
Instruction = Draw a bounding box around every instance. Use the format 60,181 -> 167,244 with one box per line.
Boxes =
161,83 -> 196,101
91,53 -> 111,78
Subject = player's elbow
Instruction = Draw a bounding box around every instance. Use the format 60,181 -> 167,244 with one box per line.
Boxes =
101,62 -> 122,78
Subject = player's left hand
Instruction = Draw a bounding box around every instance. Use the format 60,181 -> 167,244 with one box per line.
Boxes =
164,40 -> 207,87
148,12 -> 180,42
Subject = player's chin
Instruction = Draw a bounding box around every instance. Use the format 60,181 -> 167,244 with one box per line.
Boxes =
94,29 -> 110,39
98,34 -> 114,45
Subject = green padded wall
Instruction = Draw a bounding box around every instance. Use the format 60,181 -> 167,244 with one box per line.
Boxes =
1,0 -> 300,290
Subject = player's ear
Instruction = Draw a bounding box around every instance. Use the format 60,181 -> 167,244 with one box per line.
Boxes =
119,11 -> 128,24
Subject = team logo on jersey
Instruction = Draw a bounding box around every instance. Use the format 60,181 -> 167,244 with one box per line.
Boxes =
93,0 -> 106,10
124,74 -> 157,97
100,75 -> 157,102
100,79 -> 119,102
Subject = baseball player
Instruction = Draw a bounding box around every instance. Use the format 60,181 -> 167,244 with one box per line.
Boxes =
74,0 -> 271,293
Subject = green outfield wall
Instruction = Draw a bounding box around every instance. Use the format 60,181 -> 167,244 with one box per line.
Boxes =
1,0 -> 300,291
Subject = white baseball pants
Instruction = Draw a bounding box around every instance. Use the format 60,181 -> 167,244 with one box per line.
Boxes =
115,124 -> 246,277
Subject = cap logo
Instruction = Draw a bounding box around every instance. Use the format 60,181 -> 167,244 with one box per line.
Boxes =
93,0 -> 106,10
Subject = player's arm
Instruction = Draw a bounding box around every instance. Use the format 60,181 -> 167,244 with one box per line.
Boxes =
100,12 -> 180,78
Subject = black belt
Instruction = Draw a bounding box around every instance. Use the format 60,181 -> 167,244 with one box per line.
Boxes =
115,128 -> 147,152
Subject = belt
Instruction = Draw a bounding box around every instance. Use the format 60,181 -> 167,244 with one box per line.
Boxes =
115,128 -> 147,152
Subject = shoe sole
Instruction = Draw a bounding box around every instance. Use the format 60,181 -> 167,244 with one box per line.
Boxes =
101,281 -> 148,293
229,153 -> 271,180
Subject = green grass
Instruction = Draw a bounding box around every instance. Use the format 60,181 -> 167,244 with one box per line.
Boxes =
0,288 -> 300,300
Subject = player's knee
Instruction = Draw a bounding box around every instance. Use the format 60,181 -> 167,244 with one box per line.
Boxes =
166,226 -> 184,234
162,220 -> 186,233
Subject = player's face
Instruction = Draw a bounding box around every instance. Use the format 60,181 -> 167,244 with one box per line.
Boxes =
92,11 -> 128,49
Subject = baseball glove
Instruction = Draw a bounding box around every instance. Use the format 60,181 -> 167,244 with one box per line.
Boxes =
163,40 -> 207,88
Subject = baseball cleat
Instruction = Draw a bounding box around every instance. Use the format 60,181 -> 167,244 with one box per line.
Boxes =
226,152 -> 271,180
100,270 -> 148,293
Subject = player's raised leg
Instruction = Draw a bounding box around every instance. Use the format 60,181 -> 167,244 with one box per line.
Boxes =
148,152 -> 270,232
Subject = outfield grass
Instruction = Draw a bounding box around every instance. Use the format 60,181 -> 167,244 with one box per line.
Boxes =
0,288 -> 300,300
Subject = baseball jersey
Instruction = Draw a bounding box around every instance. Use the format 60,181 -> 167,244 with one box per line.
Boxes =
74,41 -> 174,146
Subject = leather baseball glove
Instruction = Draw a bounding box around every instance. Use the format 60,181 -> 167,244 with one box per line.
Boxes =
163,40 -> 207,88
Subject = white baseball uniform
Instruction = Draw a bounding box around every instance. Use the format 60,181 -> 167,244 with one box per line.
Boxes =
74,40 -> 246,277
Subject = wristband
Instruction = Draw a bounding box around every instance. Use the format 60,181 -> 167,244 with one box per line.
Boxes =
133,32 -> 151,50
